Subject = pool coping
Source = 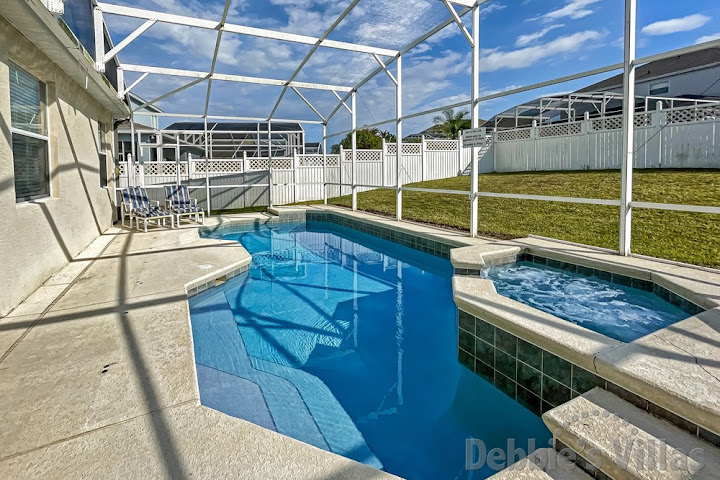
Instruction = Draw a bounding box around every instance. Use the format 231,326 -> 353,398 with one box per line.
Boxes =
448,237 -> 720,443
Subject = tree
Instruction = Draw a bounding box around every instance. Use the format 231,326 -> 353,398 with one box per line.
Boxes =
432,108 -> 471,139
330,128 -> 396,153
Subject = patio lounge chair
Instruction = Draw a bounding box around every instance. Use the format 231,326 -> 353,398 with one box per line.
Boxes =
164,185 -> 205,225
121,187 -> 175,232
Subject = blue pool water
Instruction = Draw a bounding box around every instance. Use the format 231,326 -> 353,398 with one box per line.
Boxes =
482,261 -> 690,343
190,221 -> 550,479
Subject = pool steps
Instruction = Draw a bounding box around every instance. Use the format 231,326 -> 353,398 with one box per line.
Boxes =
487,448 -> 593,479
542,388 -> 720,479
189,278 -> 384,470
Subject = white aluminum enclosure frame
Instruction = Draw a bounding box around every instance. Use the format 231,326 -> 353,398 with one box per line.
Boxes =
96,0 -> 720,259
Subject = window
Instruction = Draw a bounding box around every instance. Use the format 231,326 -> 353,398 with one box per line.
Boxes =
97,122 -> 108,188
9,63 -> 49,202
649,81 -> 669,96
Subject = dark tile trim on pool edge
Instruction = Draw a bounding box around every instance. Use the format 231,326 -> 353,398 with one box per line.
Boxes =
306,212 -> 455,259
457,308 -> 720,450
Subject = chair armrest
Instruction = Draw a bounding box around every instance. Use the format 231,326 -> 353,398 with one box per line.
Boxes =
193,198 -> 198,206
151,200 -> 160,208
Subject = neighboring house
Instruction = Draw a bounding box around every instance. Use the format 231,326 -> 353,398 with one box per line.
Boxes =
304,142 -> 324,155
163,122 -> 306,159
403,125 -> 451,142
0,0 -> 129,315
484,46 -> 720,129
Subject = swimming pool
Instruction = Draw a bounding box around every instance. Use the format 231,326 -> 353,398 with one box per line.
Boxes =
481,259 -> 695,343
190,220 -> 550,479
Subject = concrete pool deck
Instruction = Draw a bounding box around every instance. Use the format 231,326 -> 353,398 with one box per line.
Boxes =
0,211 -> 398,479
1,204 -> 719,479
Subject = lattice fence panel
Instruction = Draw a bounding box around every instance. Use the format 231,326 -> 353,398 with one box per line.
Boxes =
426,139 -> 459,151
298,155 -> 325,167
194,161 -> 245,173
592,116 -> 623,131
385,143 -> 423,155
249,158 -> 269,170
634,113 -> 652,127
357,150 -> 381,162
537,123 -> 582,138
666,105 -> 720,125
495,128 -> 532,142
271,158 -> 293,169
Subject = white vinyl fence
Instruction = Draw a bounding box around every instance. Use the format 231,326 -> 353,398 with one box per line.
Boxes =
117,137 -> 478,210
493,104 -> 720,172
116,103 -> 720,210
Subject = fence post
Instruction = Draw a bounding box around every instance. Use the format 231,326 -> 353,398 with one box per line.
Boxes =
531,120 -> 537,171
421,135 -> 427,181
293,148 -> 299,204
652,101 -> 664,168
339,145 -> 345,195
492,128 -> 497,173
584,111 -> 591,169
458,131 -> 463,174
381,138 -> 387,186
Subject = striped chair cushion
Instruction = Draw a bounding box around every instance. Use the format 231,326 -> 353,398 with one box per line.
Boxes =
133,186 -> 153,211
134,208 -> 165,218
165,185 -> 191,208
121,188 -> 133,208
173,205 -> 202,214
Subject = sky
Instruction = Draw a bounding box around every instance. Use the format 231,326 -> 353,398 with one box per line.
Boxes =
103,0 -> 720,144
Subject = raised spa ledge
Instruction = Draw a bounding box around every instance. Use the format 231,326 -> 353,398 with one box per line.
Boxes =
594,307 -> 720,437
487,448 -> 593,480
543,388 -> 720,480
451,244 -> 522,271
453,275 -> 622,373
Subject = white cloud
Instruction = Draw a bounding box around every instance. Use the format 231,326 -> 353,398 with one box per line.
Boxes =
540,0 -> 601,21
482,30 -> 605,72
641,14 -> 711,36
481,3 -> 506,17
696,32 -> 720,44
516,24 -> 564,47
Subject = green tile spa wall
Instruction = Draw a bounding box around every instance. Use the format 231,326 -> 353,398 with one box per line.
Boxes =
457,309 -> 720,448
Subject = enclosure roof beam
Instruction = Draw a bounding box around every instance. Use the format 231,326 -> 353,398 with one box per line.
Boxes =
122,64 -> 353,92
149,112 -> 324,124
203,0 -> 233,117
372,54 -> 398,85
442,0 -> 474,47
134,76 -> 208,111
291,87 -> 326,121
267,0 -> 361,121
332,90 -> 353,114
103,18 -> 156,64
120,71 -> 148,96
326,2 -> 484,124
96,2 -> 398,57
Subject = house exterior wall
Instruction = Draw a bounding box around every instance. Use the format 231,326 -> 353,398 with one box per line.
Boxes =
0,16 -> 116,316
594,64 -> 720,99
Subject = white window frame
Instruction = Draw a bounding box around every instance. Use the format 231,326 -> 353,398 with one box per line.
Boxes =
9,62 -> 51,203
649,80 -> 669,96
97,120 -> 109,188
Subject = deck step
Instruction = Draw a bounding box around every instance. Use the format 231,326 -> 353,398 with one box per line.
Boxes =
543,387 -> 720,479
488,448 -> 593,479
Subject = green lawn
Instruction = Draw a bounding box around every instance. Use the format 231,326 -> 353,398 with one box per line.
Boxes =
299,169 -> 720,268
